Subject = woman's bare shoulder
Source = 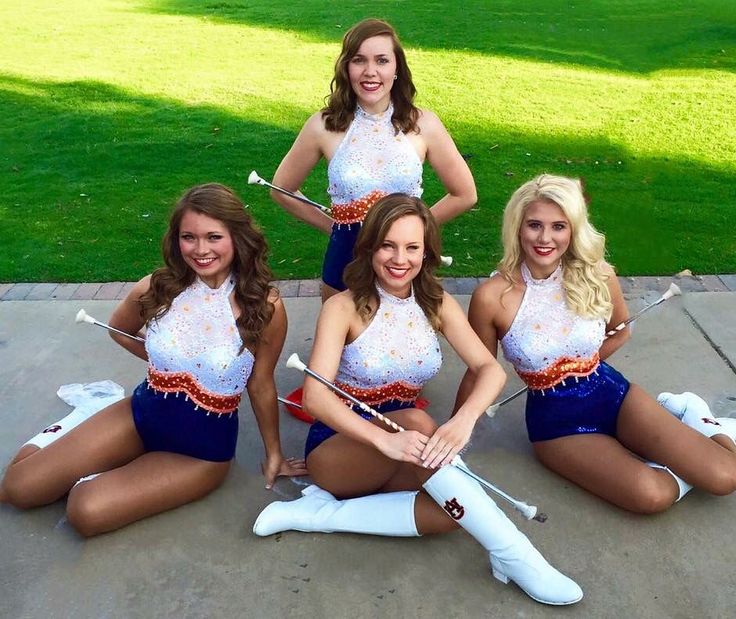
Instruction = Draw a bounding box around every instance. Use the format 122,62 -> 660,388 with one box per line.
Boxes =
301,110 -> 329,134
322,290 -> 356,314
474,272 -> 512,298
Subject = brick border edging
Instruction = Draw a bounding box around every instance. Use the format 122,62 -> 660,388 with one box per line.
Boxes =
2,274 -> 736,301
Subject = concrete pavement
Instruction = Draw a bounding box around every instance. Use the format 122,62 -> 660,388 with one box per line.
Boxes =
1,279 -> 735,618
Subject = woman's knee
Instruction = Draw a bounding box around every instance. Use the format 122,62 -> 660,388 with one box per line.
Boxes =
700,465 -> 736,496
394,408 -> 437,435
66,485 -> 110,537
1,467 -> 45,510
627,472 -> 677,514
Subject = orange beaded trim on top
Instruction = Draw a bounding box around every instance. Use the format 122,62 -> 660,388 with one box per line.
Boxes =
518,354 -> 600,391
147,367 -> 241,414
335,380 -> 421,406
331,190 -> 388,225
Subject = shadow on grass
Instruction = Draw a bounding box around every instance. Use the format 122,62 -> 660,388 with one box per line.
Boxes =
0,73 -> 330,282
145,0 -> 736,74
1,73 -> 734,282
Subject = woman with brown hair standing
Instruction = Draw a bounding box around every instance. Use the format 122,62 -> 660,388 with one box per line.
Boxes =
269,18 -> 476,301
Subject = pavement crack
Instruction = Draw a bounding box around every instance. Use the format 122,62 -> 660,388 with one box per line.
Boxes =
683,307 -> 736,376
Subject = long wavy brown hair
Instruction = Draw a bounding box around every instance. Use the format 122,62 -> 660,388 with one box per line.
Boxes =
322,18 -> 420,134
343,193 -> 443,330
139,183 -> 275,351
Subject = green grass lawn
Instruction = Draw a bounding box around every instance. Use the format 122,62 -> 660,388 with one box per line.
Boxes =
1,0 -> 734,282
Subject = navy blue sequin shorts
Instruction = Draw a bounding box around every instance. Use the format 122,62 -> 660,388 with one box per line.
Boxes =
525,362 -> 630,442
321,222 -> 362,291
305,399 -> 415,458
131,381 -> 239,462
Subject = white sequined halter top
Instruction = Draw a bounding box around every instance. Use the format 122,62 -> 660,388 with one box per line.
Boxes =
327,103 -> 423,224
500,263 -> 604,390
334,284 -> 442,405
145,276 -> 255,413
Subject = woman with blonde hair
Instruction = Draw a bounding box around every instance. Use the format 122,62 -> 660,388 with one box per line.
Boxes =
268,18 -> 476,301
455,174 -> 736,513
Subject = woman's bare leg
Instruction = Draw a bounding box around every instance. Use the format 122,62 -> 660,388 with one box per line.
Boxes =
533,432 -> 680,513
306,408 -> 459,534
616,384 -> 736,494
1,398 -> 144,508
533,383 -> 736,512
66,452 -> 230,537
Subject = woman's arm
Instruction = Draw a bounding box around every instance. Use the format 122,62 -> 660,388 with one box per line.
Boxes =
107,276 -> 151,361
418,110 -> 477,225
452,279 -> 501,415
303,294 -> 431,464
600,263 -> 630,360
422,291 -> 506,468
270,112 -> 334,234
247,295 -> 307,488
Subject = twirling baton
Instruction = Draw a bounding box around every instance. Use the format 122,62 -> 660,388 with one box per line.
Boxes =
485,282 -> 682,417
248,170 -> 453,267
75,309 -> 145,343
248,170 -> 332,213
286,353 -> 545,522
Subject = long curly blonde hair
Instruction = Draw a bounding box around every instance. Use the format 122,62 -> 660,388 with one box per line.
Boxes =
498,174 -> 613,320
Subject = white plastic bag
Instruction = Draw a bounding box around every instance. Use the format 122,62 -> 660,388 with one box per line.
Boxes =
25,381 -> 126,448
56,380 -> 125,412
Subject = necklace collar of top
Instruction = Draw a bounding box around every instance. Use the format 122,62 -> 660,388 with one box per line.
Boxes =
193,273 -> 235,294
356,101 -> 394,122
375,281 -> 414,303
521,261 -> 562,288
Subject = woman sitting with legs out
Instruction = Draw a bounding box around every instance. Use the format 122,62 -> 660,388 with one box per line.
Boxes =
455,174 -> 736,514
253,193 -> 583,606
1,183 -> 306,536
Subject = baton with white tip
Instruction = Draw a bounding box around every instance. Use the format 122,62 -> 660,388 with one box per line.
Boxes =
484,282 -> 682,417
75,309 -> 145,343
248,170 -> 331,213
249,171 -> 453,267
286,353 -> 545,522
277,396 -> 303,410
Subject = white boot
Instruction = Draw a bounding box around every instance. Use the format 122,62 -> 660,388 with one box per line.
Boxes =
657,391 -> 710,421
714,418 -> 736,445
657,392 -> 732,440
423,462 -> 582,605
646,462 -> 692,501
24,407 -> 97,449
253,484 -> 419,537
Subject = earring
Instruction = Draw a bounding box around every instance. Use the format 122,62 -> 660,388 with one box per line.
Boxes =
393,75 -> 398,81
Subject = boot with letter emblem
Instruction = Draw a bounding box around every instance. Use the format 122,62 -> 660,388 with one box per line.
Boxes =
423,460 -> 583,606
658,392 -> 736,444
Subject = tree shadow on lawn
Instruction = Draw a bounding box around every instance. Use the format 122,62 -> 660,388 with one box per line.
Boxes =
439,125 -> 736,276
1,73 -> 734,282
0,74 -> 330,282
145,0 -> 736,74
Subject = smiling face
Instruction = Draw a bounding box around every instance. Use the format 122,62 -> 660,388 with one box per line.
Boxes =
519,199 -> 571,279
371,214 -> 424,298
348,34 -> 397,114
178,210 -> 234,288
